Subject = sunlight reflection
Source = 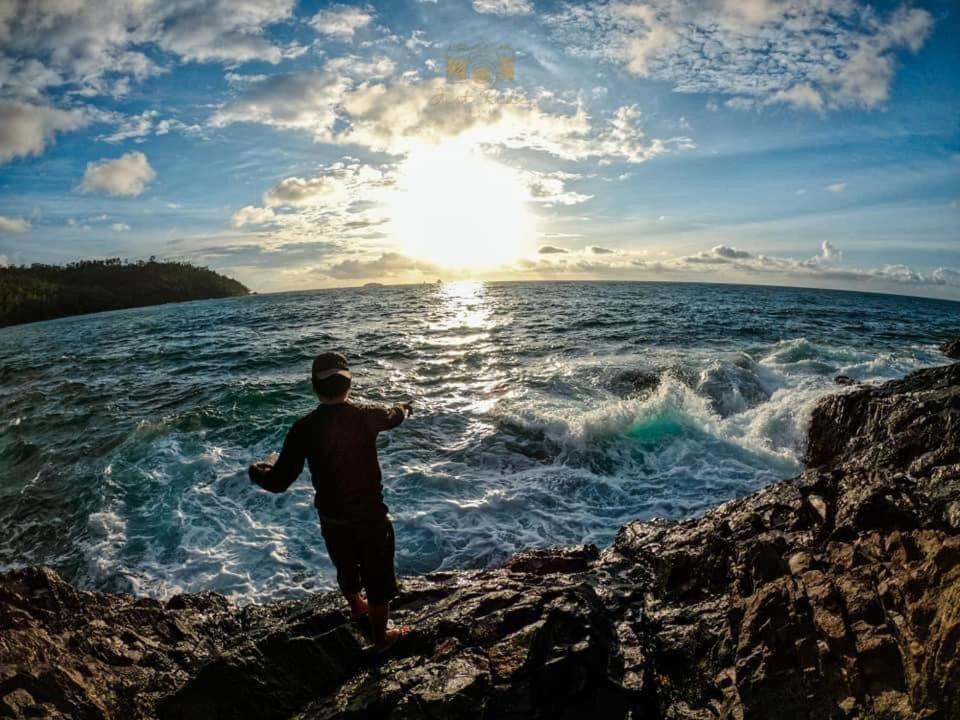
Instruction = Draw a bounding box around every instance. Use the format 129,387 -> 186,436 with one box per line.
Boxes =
410,281 -> 513,413
429,281 -> 492,338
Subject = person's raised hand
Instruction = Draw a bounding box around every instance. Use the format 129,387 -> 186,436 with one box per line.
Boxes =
248,459 -> 275,483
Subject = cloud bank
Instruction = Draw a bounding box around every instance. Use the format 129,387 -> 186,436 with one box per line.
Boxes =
507,242 -> 960,296
0,0 -> 300,163
213,69 -> 693,164
545,1 -> 934,111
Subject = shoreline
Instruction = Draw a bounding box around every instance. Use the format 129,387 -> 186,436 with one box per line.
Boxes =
1,346 -> 958,718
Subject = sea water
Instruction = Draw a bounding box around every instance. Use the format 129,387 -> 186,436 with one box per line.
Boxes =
1,281 -> 956,603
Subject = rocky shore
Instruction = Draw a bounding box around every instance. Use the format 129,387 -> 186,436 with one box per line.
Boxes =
2,353 -> 958,719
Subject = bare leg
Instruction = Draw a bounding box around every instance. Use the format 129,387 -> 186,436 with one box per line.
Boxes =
369,601 -> 390,645
370,602 -> 409,651
344,592 -> 368,618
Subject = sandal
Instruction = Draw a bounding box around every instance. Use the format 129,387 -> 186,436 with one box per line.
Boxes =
374,624 -> 412,655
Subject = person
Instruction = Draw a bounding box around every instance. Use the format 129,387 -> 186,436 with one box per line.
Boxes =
248,351 -> 413,653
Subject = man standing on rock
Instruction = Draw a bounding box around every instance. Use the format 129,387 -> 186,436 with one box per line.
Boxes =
248,351 -> 413,653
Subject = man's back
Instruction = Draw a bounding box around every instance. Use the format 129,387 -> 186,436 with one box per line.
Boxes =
256,400 -> 406,524
299,402 -> 405,523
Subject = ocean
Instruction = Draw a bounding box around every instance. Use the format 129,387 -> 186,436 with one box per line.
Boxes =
1,281 -> 956,603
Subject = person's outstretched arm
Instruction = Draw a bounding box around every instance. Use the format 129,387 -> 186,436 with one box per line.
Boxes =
364,401 -> 414,433
249,421 -> 306,493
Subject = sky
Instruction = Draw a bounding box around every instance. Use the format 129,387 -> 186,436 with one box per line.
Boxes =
0,0 -> 958,298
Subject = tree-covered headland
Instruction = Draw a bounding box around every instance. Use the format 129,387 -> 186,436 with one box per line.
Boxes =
0,258 -> 249,327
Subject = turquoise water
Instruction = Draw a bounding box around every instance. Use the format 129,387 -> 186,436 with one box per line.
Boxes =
1,281 -> 956,603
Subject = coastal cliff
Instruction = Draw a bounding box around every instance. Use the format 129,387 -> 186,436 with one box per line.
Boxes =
2,356 -> 958,719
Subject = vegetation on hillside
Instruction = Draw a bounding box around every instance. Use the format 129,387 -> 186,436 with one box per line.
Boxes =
0,258 -> 249,327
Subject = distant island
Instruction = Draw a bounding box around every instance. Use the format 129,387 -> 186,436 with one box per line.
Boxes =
0,258 -> 249,327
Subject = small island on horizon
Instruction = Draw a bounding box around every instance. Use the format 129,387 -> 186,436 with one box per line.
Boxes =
0,258 -> 249,328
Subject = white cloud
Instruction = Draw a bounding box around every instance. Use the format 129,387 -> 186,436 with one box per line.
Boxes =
97,110 -> 199,143
79,151 -> 156,197
538,244 -> 569,254
226,159 -> 402,256
768,84 -> 824,112
0,2 -> 160,98
0,215 -> 30,233
712,245 -> 752,259
825,182 -> 847,193
0,1 -> 299,162
0,1 -> 297,105
819,240 -> 842,262
111,222 -> 131,232
335,78 -> 589,155
826,7 -> 933,108
309,5 -> 374,37
263,163 -> 391,207
718,0 -> 790,28
544,1 -> 935,112
472,0 -> 534,16
213,70 -> 692,164
266,176 -> 341,205
522,170 -> 592,206
0,254 -> 9,267
230,160 -> 393,232
511,242 -> 960,297
209,69 -> 351,139
931,268 -> 960,287
99,110 -> 157,143
667,244 -> 955,290
405,31 -> 432,52
0,100 -> 87,164
619,4 -> 677,75
150,0 -> 297,64
326,252 -> 438,279
232,205 -> 277,227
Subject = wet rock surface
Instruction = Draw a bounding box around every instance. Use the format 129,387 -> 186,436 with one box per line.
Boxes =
941,338 -> 960,360
2,361 -> 959,719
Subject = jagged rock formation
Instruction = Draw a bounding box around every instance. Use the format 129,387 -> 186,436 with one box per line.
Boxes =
2,357 -> 958,719
941,338 -> 960,360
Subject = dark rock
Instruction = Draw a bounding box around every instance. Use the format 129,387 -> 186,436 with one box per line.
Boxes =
940,337 -> 960,359
833,374 -> 857,386
501,544 -> 599,575
2,361 -> 959,719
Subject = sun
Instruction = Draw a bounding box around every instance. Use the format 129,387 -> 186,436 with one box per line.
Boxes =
388,142 -> 535,270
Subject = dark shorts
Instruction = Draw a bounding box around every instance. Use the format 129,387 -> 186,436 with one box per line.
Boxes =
320,516 -> 399,605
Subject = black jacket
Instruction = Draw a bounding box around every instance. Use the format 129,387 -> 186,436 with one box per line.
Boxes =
251,402 -> 405,524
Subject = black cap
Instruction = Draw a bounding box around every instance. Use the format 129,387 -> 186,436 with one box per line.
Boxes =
312,351 -> 352,381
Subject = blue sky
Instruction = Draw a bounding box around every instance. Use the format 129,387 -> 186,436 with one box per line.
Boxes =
0,0 -> 957,298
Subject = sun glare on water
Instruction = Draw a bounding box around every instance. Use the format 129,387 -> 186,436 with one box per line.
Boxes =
389,143 -> 535,270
